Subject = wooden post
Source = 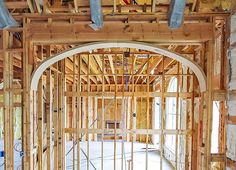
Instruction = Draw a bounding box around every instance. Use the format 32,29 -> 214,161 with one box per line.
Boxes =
114,54 -> 117,170
101,54 -> 105,170
145,55 -> 150,170
87,54 -> 90,170
77,55 -> 82,170
94,97 -> 98,141
131,54 -> 136,170
37,75 -> 44,170
53,63 -> 59,170
175,64 -> 180,170
121,53 -> 125,170
46,67 -> 52,170
160,57 -> 165,170
58,60 -> 66,170
72,55 -> 77,169
23,18 -> 34,170
205,40 -> 214,169
132,98 -> 137,142
82,97 -> 86,141
113,0 -> 117,12
88,96 -> 93,141
127,97 -> 131,142
151,0 -> 156,12
2,30 -> 14,170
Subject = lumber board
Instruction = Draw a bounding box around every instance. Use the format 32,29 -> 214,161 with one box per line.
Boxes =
46,68 -> 52,170
27,22 -> 213,43
3,30 -> 14,169
64,91 -> 193,98
64,128 -> 192,135
228,116 -> 236,125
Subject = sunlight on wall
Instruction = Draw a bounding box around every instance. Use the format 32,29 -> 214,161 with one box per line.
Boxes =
211,101 -> 220,153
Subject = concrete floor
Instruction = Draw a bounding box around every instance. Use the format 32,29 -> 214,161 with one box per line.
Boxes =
66,141 -> 174,170
0,140 -> 174,170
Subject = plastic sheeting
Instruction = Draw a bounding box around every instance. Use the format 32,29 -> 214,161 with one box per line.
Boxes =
0,1 -> 18,28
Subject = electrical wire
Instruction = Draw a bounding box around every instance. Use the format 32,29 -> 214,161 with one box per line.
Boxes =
0,142 -> 23,168
14,142 -> 22,153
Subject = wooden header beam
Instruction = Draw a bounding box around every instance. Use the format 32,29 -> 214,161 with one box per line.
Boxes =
25,22 -> 213,43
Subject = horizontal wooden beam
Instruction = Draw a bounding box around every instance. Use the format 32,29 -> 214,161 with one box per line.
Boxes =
211,153 -> 225,162
0,48 -> 24,53
227,116 -> 236,125
64,128 -> 191,135
0,103 -> 22,107
0,89 -> 22,94
13,11 -> 230,20
26,22 -> 213,43
213,90 -> 227,101
5,1 -> 28,9
64,91 -> 193,98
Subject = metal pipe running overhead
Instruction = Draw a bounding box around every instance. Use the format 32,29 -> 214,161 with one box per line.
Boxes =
89,0 -> 103,30
0,1 -> 18,28
168,0 -> 187,29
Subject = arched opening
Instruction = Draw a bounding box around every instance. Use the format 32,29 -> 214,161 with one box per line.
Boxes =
30,42 -> 206,92
30,42 -> 207,169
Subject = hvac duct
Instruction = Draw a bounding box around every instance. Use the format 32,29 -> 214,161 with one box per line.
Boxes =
168,0 -> 187,29
0,1 -> 18,28
89,0 -> 103,30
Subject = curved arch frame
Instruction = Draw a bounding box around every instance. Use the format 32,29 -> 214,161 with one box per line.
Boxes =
30,41 -> 207,92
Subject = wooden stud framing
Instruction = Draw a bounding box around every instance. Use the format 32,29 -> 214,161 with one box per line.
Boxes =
87,53 -> 90,170
205,40 -> 214,170
54,63 -> 59,170
114,54 -> 117,170
101,53 -> 105,170
145,54 -> 150,170
46,66 -> 52,170
37,45 -> 44,170
121,54 -> 125,170
0,10 -> 228,170
3,30 -> 14,170
23,17 -> 34,170
72,55 -> 76,170
77,55 -> 82,170
131,53 -> 136,170
58,59 -> 66,170
175,64 -> 180,170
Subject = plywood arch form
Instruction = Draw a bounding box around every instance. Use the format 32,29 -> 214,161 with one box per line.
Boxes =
30,41 -> 207,92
